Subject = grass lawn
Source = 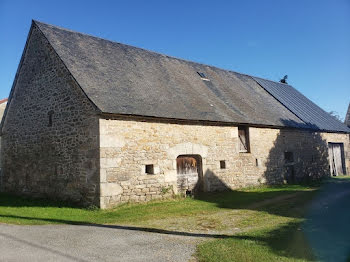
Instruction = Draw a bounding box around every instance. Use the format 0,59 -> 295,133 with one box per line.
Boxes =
0,183 -> 322,261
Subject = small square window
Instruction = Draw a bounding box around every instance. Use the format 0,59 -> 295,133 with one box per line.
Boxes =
145,164 -> 154,174
220,160 -> 226,169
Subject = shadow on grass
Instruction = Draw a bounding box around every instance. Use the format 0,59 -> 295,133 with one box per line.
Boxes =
195,186 -> 318,218
1,183 -> 318,217
1,186 -> 317,219
248,221 -> 316,261
0,213 -> 231,239
0,213 -> 316,261
197,221 -> 317,262
1,178 -> 348,261
196,177 -> 350,261
0,192 -> 80,208
0,188 -> 319,261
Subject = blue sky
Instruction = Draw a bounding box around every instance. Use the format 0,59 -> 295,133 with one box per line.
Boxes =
1,0 -> 349,119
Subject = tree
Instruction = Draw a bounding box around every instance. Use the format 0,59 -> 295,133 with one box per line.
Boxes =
328,111 -> 343,121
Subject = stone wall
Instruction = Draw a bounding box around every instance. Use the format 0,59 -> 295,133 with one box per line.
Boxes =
0,25 -> 100,206
0,101 -> 7,170
0,101 -> 7,120
99,117 -> 349,208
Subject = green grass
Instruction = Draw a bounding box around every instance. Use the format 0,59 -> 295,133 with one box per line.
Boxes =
196,189 -> 317,262
0,184 -> 320,261
197,223 -> 315,262
0,184 -> 311,226
332,175 -> 350,180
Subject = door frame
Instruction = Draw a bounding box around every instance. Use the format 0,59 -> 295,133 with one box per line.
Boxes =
176,154 -> 203,194
328,142 -> 346,176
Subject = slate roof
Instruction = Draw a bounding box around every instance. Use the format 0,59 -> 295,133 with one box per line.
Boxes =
33,21 -> 350,133
253,77 -> 350,133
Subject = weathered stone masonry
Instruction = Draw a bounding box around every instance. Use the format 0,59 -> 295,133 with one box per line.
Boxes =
99,117 -> 349,209
1,25 -> 100,206
0,100 -> 8,171
1,21 -> 349,209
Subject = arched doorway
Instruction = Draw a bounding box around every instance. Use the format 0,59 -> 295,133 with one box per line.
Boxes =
176,155 -> 203,195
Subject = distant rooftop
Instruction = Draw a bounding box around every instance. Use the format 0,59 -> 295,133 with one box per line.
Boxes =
0,98 -> 8,104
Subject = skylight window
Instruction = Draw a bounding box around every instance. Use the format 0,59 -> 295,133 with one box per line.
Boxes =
197,72 -> 206,78
197,72 -> 210,81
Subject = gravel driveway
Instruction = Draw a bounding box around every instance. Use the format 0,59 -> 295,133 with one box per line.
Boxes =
0,224 -> 201,262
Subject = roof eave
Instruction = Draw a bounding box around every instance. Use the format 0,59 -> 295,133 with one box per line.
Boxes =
98,111 -> 350,133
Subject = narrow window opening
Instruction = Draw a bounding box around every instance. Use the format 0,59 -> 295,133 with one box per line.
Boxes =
256,158 -> 259,166
48,110 -> 54,127
284,152 -> 294,163
145,164 -> 154,174
48,115 -> 52,127
238,126 -> 250,153
220,160 -> 226,169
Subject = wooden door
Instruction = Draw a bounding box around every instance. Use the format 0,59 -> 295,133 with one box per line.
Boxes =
328,143 -> 345,176
176,155 -> 201,193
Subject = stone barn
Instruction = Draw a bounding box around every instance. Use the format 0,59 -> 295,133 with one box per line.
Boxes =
1,21 -> 349,208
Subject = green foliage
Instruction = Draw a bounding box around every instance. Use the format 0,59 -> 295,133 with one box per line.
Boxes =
160,185 -> 173,195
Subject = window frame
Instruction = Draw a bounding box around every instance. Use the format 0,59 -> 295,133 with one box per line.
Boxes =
238,126 -> 250,153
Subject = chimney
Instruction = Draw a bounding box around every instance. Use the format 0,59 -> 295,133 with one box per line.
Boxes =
280,75 -> 288,84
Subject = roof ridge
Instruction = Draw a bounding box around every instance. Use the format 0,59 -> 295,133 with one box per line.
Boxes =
252,75 -> 292,86
33,20 -> 284,85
